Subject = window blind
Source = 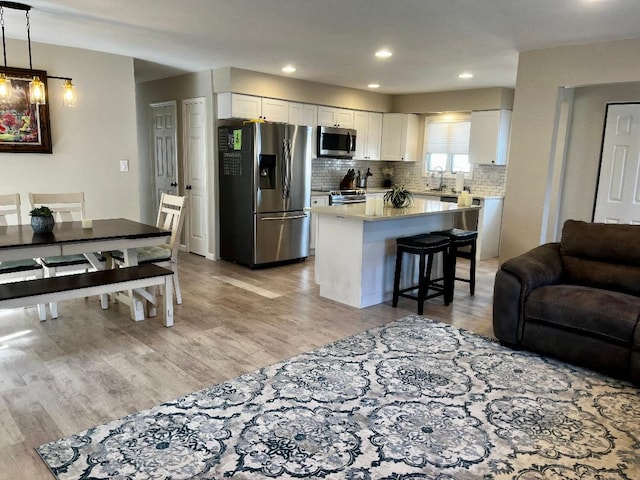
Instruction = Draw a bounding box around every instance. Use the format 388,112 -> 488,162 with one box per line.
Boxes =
426,121 -> 471,154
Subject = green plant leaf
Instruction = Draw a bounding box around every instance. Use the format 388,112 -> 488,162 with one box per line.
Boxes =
29,206 -> 54,217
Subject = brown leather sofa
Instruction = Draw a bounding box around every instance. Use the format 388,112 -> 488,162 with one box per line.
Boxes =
493,220 -> 640,383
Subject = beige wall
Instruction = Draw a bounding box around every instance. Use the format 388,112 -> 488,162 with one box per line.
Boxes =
214,67 -> 393,112
136,70 -> 214,229
558,83 -> 640,232
392,88 -> 514,113
501,37 -> 640,262
0,39 -> 139,222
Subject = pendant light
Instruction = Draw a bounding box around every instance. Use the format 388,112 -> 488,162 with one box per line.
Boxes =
24,6 -> 45,105
62,79 -> 75,107
0,1 -> 77,107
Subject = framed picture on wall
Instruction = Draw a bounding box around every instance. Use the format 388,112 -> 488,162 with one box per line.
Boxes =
0,67 -> 52,154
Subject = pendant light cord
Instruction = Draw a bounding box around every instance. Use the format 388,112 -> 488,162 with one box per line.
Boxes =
1,6 -> 7,70
25,8 -> 31,69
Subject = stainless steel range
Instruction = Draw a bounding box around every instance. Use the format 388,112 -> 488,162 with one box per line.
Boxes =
329,189 -> 367,205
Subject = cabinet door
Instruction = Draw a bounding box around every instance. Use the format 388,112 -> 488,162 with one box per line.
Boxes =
302,104 -> 318,127
317,107 -> 336,127
469,110 -> 511,165
381,114 -> 419,161
261,98 -> 289,122
354,112 -> 383,160
231,93 -> 262,119
334,109 -> 354,129
288,102 -> 304,125
381,114 -> 405,160
317,107 -> 354,128
367,112 -> 383,160
310,195 -> 329,251
289,103 -> 318,127
353,111 -> 369,159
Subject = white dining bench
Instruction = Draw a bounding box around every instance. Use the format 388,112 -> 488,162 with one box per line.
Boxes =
0,264 -> 175,326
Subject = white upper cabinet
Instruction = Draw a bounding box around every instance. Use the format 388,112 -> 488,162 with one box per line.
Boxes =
354,111 -> 382,160
289,103 -> 318,127
218,93 -> 289,123
380,113 -> 420,161
469,109 -> 512,165
261,98 -> 289,122
218,93 -> 261,119
317,106 -> 355,128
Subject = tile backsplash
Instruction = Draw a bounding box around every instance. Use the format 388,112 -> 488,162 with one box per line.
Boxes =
311,159 -> 507,196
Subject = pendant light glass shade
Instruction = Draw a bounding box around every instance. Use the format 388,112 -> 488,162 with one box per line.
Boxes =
62,79 -> 75,107
29,75 -> 45,105
0,73 -> 11,101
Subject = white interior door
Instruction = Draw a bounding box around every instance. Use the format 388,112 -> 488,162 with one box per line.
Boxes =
594,103 -> 640,224
182,98 -> 207,256
151,102 -> 178,211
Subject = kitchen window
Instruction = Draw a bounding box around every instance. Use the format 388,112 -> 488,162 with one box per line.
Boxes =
423,115 -> 472,176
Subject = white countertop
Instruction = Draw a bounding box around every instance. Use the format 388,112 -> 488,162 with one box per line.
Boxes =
310,188 -> 503,200
308,198 -> 480,222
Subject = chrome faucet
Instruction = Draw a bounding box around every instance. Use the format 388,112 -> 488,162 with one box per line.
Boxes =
430,166 -> 445,191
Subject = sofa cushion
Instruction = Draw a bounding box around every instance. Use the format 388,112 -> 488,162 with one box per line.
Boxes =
525,284 -> 640,345
561,220 -> 640,296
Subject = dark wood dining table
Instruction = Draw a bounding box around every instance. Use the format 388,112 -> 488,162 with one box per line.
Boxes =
0,218 -> 171,320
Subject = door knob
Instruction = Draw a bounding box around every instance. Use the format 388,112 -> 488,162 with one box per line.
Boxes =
186,185 -> 192,190
170,182 -> 178,187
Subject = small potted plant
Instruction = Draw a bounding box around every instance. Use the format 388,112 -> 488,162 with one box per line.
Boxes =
29,206 -> 55,233
384,185 -> 414,208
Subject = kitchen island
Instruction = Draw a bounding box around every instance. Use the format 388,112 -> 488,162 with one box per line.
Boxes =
309,198 -> 481,308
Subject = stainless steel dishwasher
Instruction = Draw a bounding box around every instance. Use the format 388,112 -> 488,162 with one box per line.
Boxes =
440,195 -> 480,231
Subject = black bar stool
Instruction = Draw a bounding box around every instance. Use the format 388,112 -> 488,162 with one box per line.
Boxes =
392,233 -> 452,314
433,228 -> 478,302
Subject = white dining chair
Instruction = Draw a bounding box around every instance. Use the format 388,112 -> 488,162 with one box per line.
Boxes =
29,192 -> 104,317
0,193 -> 47,320
112,193 -> 187,304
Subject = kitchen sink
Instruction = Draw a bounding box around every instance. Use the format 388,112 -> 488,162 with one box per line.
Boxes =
424,188 -> 454,193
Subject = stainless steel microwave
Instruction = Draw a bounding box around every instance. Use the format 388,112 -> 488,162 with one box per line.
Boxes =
317,126 -> 356,158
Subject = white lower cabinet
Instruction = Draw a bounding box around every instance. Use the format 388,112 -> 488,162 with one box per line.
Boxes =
310,194 -> 329,253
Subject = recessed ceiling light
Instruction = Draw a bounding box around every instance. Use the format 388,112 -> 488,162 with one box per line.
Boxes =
375,49 -> 392,58
282,65 -> 296,73
458,72 -> 474,79
368,83 -> 380,89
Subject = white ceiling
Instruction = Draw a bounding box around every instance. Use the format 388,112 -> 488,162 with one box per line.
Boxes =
5,0 -> 640,93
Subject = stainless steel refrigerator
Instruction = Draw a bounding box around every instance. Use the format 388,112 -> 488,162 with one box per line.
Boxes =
218,122 -> 312,268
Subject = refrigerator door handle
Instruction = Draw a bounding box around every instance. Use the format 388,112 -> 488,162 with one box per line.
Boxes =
282,138 -> 292,199
261,214 -> 308,221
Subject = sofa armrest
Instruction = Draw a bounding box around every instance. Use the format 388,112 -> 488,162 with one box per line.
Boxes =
493,243 -> 562,345
501,243 -> 563,288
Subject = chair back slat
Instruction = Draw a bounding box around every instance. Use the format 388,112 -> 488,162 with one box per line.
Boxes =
155,193 -> 186,260
29,192 -> 86,222
0,193 -> 21,226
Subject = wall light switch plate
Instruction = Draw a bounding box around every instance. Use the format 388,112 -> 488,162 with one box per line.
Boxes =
120,159 -> 129,172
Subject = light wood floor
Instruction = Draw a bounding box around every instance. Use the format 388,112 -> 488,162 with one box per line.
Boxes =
0,253 -> 498,479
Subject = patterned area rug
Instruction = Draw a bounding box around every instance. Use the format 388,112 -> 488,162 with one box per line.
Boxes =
38,316 -> 640,479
